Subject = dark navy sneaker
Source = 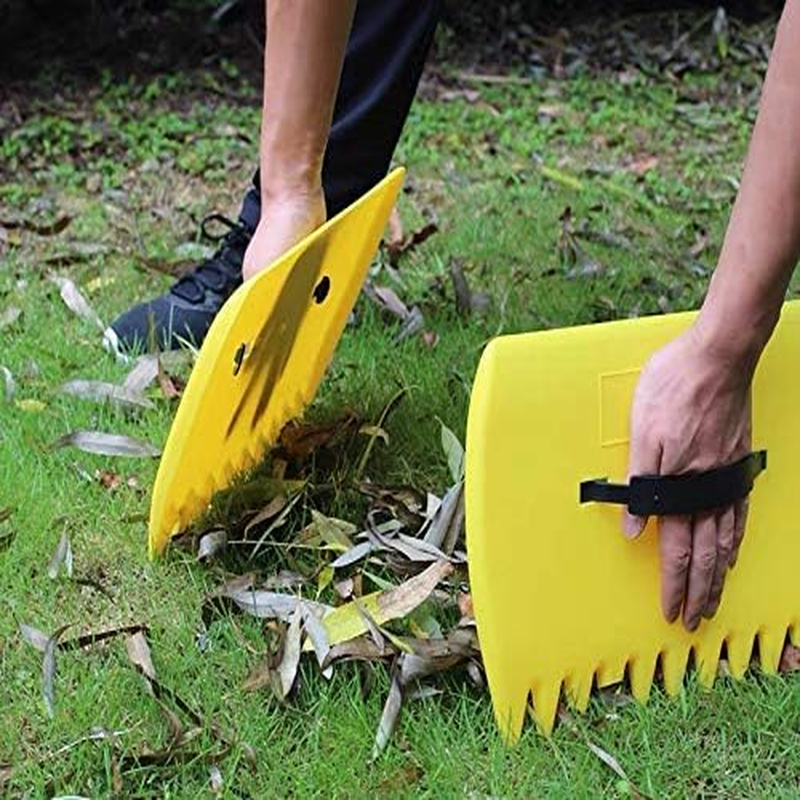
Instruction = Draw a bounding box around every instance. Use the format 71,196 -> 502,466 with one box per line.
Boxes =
104,186 -> 260,357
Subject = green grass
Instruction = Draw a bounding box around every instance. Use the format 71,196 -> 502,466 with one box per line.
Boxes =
2,37 -> 800,798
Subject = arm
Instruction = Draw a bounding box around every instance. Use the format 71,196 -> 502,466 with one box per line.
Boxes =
243,0 -> 357,280
624,0 -> 800,631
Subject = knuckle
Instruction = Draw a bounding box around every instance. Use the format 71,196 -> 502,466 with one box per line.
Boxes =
664,545 -> 691,573
695,548 -> 717,572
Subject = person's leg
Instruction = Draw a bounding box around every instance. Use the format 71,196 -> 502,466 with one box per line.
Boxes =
106,0 -> 443,355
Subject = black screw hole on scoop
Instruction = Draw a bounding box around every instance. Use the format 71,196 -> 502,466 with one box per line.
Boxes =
232,343 -> 247,376
313,276 -> 331,304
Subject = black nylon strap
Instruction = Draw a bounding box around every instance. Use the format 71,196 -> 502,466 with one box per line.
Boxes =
580,451 -> 767,516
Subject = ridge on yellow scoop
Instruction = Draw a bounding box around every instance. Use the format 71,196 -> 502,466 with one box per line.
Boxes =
465,301 -> 800,742
148,168 -> 404,558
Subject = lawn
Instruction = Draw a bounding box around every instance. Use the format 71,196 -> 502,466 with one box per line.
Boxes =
1,5 -> 799,797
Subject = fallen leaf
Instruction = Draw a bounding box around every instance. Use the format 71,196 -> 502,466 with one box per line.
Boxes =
19,622 -> 50,651
157,359 -> 182,400
355,600 -> 387,654
209,765 -> 224,795
60,380 -> 154,410
197,529 -> 228,562
96,469 -> 121,491
277,606 -> 303,698
243,495 -> 288,538
359,424 -> 390,446
278,414 -> 358,460
126,630 -> 156,681
386,222 -> 438,265
15,398 -> 46,412
457,592 -> 474,620
393,306 -> 424,344
1,366 -> 15,403
330,541 -> 374,569
386,205 -> 404,250
559,709 -> 650,799
0,214 -> 71,236
21,622 -> 147,653
53,431 -> 161,458
242,659 -> 275,693
440,422 -> 465,483
43,624 -> 73,717
220,586 -> 330,623
627,155 -> 659,176
123,355 -> 160,394
421,482 -> 465,556
302,604 -> 333,679
47,529 -> 73,580
370,284 -> 411,320
448,260 -> 473,318
372,664 -> 403,759
49,275 -> 105,331
308,510 -> 356,551
779,644 -> 800,672
322,560 -> 453,646
0,306 -> 22,331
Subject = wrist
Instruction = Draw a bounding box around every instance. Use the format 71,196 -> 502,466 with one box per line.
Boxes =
693,297 -> 771,378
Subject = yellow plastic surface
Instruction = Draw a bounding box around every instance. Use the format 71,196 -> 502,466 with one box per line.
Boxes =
465,302 -> 800,742
148,168 -> 404,557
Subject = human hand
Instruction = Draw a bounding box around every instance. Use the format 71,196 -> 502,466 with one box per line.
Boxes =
242,188 -> 326,282
623,322 -> 753,631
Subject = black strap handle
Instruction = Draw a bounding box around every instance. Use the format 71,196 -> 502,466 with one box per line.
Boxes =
580,451 -> 767,516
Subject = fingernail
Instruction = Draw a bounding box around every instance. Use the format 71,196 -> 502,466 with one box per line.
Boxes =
622,513 -> 644,539
685,615 -> 700,632
703,600 -> 720,619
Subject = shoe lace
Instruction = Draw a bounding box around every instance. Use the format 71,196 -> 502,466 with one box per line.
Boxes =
171,213 -> 253,302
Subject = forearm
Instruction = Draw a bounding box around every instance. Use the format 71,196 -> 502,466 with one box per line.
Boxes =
260,0 -> 356,203
697,0 -> 800,368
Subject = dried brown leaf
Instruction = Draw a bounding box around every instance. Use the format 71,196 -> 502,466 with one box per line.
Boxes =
371,284 -> 411,320
157,358 -> 183,400
123,355 -> 160,394
393,306 -> 424,344
60,379 -> 154,410
448,259 -> 473,318
1,214 -> 71,235
302,604 -> 333,679
780,643 -> 800,672
197,529 -> 228,562
0,306 -> 22,331
126,630 -> 156,681
47,529 -> 73,580
372,665 -> 404,759
386,222 -> 438,265
243,495 -> 288,538
19,622 -> 50,652
53,430 -> 161,458
43,624 -> 73,717
277,606 -> 303,698
242,658 -> 274,692
386,205 -> 404,250
278,414 -> 358,460
49,275 -> 105,330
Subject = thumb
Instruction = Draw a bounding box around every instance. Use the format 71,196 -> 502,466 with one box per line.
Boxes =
622,425 -> 662,540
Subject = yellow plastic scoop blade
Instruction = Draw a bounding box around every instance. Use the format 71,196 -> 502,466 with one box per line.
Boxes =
465,302 -> 800,742
148,168 -> 404,557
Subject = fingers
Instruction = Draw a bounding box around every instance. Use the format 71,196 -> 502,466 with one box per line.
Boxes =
658,514 -> 692,623
622,424 -> 662,539
682,512 -> 718,631
730,496 -> 749,567
703,506 -> 735,619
